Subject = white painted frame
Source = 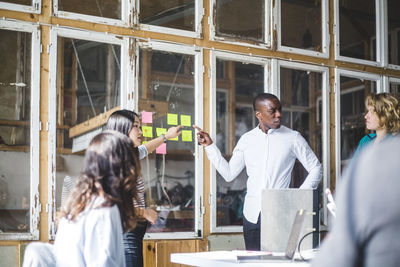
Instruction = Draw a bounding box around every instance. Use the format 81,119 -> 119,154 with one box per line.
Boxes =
136,41 -> 204,239
135,0 -> 203,39
0,0 -> 40,14
0,20 -> 41,240
209,0 -> 272,49
334,0 -> 383,66
334,68 -> 382,188
53,0 -> 132,27
209,51 -> 270,233
277,60 -> 330,225
48,27 -> 132,239
275,0 -> 329,58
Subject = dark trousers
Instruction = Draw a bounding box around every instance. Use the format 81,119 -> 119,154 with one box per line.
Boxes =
243,214 -> 261,251
123,221 -> 147,267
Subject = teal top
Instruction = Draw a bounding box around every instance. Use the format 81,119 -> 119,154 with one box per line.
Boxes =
354,133 -> 393,157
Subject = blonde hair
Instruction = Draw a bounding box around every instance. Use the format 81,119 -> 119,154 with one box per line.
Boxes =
366,93 -> 400,134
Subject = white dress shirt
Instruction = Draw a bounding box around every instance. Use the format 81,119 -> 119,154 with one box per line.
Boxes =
205,125 -> 322,223
54,197 -> 126,267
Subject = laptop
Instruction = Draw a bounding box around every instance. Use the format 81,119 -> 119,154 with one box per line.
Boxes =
236,209 -> 306,263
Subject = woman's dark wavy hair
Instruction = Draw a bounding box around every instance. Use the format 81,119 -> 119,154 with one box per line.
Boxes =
59,130 -> 140,232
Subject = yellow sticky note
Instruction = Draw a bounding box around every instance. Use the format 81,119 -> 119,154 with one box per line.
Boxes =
182,130 -> 192,142
142,141 -> 148,145
156,128 -> 167,137
180,115 -> 191,127
167,113 -> 178,125
169,136 -> 179,141
142,126 -> 153,138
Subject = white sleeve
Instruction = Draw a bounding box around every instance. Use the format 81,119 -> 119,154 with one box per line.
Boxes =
138,144 -> 148,160
204,141 -> 246,182
84,206 -> 126,267
293,133 -> 322,189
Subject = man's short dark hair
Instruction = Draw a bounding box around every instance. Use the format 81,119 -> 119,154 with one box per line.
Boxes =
253,93 -> 280,111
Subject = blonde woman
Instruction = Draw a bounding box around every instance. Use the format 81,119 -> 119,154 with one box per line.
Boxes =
355,93 -> 400,154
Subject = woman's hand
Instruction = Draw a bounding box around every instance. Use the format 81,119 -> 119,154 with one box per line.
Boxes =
143,208 -> 158,225
165,125 -> 183,140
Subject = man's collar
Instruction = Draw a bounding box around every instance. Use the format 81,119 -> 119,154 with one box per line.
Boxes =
257,124 -> 279,134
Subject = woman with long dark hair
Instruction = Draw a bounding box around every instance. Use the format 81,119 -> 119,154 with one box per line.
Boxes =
54,130 -> 140,266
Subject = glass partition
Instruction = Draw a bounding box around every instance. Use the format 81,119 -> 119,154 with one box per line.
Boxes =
0,29 -> 32,234
139,0 -> 195,31
281,0 -> 322,52
215,0 -> 264,42
54,37 -> 121,212
138,47 -> 199,235
338,0 -> 376,61
388,0 -> 400,66
57,0 -> 121,20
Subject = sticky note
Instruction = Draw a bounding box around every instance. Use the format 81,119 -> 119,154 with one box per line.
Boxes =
182,130 -> 192,142
180,115 -> 191,127
156,128 -> 167,137
142,141 -> 148,145
142,126 -> 153,138
141,111 -> 153,123
156,143 -> 167,154
167,113 -> 178,125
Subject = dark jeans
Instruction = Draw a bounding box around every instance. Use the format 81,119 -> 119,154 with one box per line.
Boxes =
123,221 -> 147,267
243,214 -> 261,251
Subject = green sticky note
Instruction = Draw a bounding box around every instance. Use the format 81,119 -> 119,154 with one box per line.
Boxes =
142,126 -> 153,138
180,115 -> 191,127
167,113 -> 178,125
156,128 -> 167,137
182,130 -> 192,142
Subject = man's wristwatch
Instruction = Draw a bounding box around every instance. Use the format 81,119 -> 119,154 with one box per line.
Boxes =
161,134 -> 167,143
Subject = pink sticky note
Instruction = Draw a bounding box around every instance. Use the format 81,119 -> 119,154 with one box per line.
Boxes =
156,143 -> 167,154
141,111 -> 153,124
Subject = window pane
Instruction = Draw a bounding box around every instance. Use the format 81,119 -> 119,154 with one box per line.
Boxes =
281,0 -> 322,51
280,67 -> 323,187
388,0 -> 400,65
339,0 -> 376,61
140,0 -> 195,31
215,0 -> 264,42
1,0 -> 31,5
55,38 -> 121,211
339,76 -> 376,172
139,49 -> 196,233
58,0 -> 121,20
0,29 -> 31,233
389,82 -> 400,95
215,59 -> 264,227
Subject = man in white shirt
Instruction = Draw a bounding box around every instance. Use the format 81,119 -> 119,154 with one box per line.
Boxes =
194,93 -> 322,251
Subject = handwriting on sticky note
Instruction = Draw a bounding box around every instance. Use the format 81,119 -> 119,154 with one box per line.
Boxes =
182,130 -> 192,142
141,111 -> 153,123
167,113 -> 178,125
142,126 -> 153,138
156,128 -> 167,137
180,115 -> 191,127
156,143 -> 167,154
